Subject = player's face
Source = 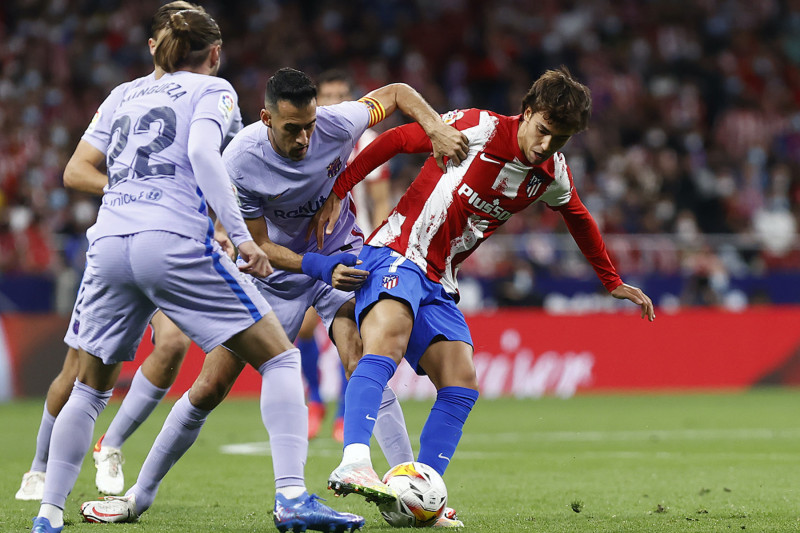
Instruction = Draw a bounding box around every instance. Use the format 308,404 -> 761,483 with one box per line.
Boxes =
317,80 -> 351,106
261,99 -> 317,161
517,108 -> 577,165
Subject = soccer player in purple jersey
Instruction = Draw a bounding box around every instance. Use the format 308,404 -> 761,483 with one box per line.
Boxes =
30,11 -> 364,533
79,66 -> 469,530
14,2 -> 241,503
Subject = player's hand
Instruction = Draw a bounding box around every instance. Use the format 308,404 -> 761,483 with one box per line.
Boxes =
429,123 -> 468,171
611,283 -> 655,322
308,194 -> 342,249
214,229 -> 236,261
331,261 -> 370,291
237,240 -> 273,278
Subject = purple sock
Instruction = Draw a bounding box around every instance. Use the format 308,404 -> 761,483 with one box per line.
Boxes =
42,380 -> 112,509
374,386 -> 414,466
258,348 -> 307,489
417,386 -> 479,476
104,368 -> 169,449
30,402 -> 56,472
128,391 -> 210,514
343,355 -> 397,447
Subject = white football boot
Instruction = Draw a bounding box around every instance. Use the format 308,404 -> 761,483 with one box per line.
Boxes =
328,459 -> 398,506
80,494 -> 138,523
15,471 -> 45,501
93,435 -> 125,495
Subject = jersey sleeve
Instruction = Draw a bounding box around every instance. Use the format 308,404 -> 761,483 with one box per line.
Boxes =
552,188 -> 622,292
223,151 -> 263,219
355,129 -> 391,182
333,123 -> 432,198
81,84 -> 127,154
322,101 -> 371,143
192,79 -> 238,136
222,104 -> 244,149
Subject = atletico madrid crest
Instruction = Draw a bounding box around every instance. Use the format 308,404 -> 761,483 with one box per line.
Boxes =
382,275 -> 399,289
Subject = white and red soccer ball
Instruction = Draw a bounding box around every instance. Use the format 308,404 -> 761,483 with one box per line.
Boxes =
379,461 -> 447,528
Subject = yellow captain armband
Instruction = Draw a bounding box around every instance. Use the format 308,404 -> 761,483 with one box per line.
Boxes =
357,96 -> 386,127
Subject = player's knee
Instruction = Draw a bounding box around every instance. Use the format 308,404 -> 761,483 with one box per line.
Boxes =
188,376 -> 229,410
154,332 -> 191,361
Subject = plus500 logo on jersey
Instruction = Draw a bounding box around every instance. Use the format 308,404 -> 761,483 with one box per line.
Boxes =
458,184 -> 512,221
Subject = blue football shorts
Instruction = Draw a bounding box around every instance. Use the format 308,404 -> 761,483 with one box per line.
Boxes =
355,245 -> 473,374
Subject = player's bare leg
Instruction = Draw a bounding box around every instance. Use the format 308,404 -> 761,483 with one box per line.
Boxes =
297,308 -> 325,439
329,298 -> 411,505
331,300 -> 414,468
93,311 -> 191,495
16,347 -> 80,501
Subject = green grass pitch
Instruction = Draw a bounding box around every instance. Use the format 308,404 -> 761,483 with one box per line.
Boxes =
2,389 -> 799,532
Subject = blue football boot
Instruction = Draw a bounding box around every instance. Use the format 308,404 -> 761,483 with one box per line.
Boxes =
273,492 -> 364,532
31,517 -> 63,533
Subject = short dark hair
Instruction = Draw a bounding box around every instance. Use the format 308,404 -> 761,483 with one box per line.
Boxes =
153,9 -> 221,73
521,66 -> 592,132
151,1 -> 205,38
265,68 -> 317,110
317,69 -> 353,90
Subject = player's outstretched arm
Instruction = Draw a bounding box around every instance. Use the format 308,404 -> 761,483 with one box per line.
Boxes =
246,217 -> 367,289
364,83 -> 468,170
63,140 -> 109,195
611,283 -> 656,322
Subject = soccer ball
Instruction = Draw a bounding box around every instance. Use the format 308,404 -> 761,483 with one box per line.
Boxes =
378,461 -> 447,528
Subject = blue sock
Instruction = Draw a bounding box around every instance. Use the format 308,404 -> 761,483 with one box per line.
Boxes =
335,363 -> 347,419
297,338 -> 322,404
343,354 -> 397,447
418,386 -> 479,476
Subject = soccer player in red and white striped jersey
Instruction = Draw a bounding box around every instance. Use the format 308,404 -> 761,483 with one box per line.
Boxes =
320,68 -> 655,521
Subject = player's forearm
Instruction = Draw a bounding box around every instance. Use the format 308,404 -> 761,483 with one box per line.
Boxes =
389,83 -> 445,135
63,162 -> 108,195
258,241 -> 303,273
63,141 -> 109,195
558,195 -> 622,292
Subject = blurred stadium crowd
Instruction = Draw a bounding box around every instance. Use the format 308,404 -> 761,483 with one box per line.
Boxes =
1,0 -> 799,312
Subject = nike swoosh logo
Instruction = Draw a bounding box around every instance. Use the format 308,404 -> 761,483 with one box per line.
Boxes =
86,506 -> 123,518
366,414 -> 377,422
479,153 -> 503,165
438,453 -> 451,462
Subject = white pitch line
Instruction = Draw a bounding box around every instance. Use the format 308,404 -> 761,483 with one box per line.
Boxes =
220,427 -> 800,458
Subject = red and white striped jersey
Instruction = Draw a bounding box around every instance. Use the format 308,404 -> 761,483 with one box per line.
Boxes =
335,108 -> 621,296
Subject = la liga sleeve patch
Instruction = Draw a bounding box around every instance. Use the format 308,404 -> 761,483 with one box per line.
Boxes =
86,109 -> 101,134
218,92 -> 235,123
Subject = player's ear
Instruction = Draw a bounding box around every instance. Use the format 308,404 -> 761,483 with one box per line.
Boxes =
260,109 -> 271,127
523,106 -> 533,122
148,37 -> 156,57
209,44 -> 221,69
